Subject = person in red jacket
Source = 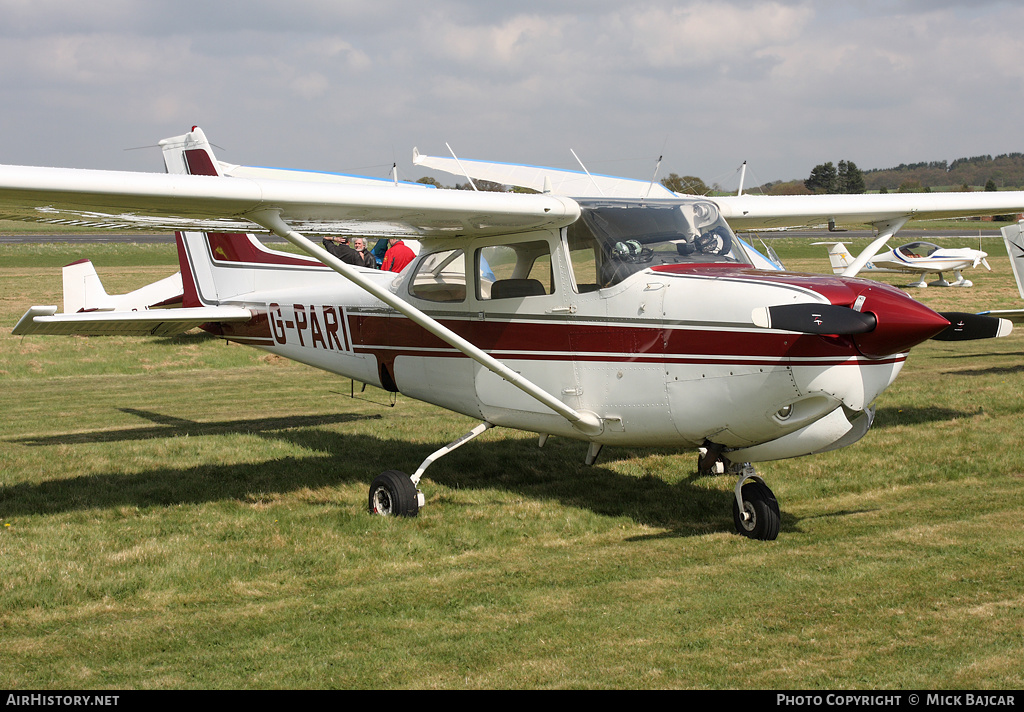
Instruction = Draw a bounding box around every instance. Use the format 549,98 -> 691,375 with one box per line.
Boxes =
382,238 -> 416,272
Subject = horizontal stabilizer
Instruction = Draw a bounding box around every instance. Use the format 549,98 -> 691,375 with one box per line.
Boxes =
932,312 -> 1013,341
13,305 -> 252,337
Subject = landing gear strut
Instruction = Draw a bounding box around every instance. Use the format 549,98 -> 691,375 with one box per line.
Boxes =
367,422 -> 494,517
698,446 -> 781,540
731,466 -> 781,541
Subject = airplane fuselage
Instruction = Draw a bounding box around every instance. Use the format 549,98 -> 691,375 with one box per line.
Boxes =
187,222 -> 945,464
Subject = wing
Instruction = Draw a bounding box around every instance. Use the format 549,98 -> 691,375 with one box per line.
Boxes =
412,149 -> 678,199
714,192 -> 1024,231
0,165 -> 580,239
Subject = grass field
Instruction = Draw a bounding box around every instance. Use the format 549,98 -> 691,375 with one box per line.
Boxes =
1,237 -> 1022,689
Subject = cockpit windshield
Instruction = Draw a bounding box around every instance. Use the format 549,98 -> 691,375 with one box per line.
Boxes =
567,198 -> 749,288
897,242 -> 941,258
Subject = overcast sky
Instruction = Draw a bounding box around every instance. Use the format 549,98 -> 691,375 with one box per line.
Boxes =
1,0 -> 1021,190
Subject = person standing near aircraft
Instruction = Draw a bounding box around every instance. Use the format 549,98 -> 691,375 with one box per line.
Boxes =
382,237 -> 415,272
351,237 -> 378,268
322,235 -> 362,265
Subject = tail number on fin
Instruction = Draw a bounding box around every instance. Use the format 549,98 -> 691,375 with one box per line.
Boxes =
269,303 -> 351,352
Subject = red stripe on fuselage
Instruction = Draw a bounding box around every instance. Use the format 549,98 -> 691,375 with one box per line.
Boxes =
345,313 -> 888,365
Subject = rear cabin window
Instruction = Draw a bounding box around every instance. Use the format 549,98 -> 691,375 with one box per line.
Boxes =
476,240 -> 554,300
408,249 -> 466,303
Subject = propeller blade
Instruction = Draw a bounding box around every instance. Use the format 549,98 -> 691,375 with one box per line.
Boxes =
933,312 -> 1012,341
752,303 -> 877,335
981,257 -> 992,271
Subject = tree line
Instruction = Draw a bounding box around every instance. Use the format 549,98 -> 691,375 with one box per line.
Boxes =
415,152 -> 1024,197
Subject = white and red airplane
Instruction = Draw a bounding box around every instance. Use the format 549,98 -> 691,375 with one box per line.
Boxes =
814,240 -> 991,287
6,129 -> 1021,540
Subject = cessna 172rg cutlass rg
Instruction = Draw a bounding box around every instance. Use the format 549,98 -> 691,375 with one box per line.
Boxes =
7,129 -> 1020,540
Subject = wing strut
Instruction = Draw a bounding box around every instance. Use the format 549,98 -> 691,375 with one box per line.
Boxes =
841,217 -> 909,277
247,209 -> 604,437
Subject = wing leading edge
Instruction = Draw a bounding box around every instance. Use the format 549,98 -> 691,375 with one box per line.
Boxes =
714,192 -> 1024,231
0,163 -> 580,240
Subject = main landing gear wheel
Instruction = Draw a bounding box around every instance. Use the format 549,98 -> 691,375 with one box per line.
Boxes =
368,470 -> 420,517
733,480 -> 781,541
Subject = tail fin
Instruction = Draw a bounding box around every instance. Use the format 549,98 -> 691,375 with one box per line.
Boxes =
62,259 -> 183,312
812,242 -> 855,274
62,259 -> 111,313
159,126 -> 225,177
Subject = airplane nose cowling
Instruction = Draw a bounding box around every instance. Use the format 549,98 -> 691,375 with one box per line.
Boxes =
849,282 -> 950,358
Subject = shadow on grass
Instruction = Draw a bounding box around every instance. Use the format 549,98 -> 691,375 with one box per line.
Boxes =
10,408 -> 381,445
872,405 -> 981,428
151,331 -> 221,346
942,363 -> 1024,377
1,409 -> 757,539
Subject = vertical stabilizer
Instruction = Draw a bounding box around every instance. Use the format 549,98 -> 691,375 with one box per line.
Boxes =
813,242 -> 856,274
62,258 -> 183,312
62,259 -> 110,313
159,127 -> 224,176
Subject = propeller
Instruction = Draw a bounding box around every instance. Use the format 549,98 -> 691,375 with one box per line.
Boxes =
751,303 -> 877,335
932,312 -> 1012,341
752,305 -> 1011,343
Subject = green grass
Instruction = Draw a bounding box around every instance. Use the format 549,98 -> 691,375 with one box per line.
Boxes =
1,240 -> 1022,689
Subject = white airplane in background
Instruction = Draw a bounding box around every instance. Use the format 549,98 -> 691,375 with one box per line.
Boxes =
814,240 -> 991,287
5,129 -> 1020,541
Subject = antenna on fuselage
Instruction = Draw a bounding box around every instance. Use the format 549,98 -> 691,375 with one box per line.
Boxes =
570,149 -> 604,197
392,162 -> 398,186
737,161 -> 747,196
644,155 -> 664,199
446,143 -> 478,191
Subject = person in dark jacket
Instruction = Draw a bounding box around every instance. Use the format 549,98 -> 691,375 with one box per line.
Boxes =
351,237 -> 378,268
322,236 -> 362,265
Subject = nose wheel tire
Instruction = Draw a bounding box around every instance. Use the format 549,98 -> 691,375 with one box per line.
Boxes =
368,470 -> 420,517
733,481 -> 780,540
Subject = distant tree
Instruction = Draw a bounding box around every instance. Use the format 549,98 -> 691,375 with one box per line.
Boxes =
455,179 -> 507,192
805,162 -> 837,193
416,176 -> 443,188
879,186 -> 889,194
836,160 -> 865,193
897,179 -> 923,193
985,178 -> 998,192
661,173 -> 709,195
762,180 -> 811,195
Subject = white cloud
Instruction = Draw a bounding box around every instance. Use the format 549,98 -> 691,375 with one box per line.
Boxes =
1,1 -> 1023,183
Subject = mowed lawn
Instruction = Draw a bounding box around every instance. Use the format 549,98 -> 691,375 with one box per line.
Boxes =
1,238 -> 1022,689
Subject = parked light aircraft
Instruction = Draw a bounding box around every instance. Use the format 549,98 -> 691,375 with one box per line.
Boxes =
6,130 -> 1021,540
814,240 -> 991,287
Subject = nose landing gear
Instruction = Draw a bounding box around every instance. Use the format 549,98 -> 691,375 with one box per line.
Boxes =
698,447 -> 781,541
732,476 -> 781,541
